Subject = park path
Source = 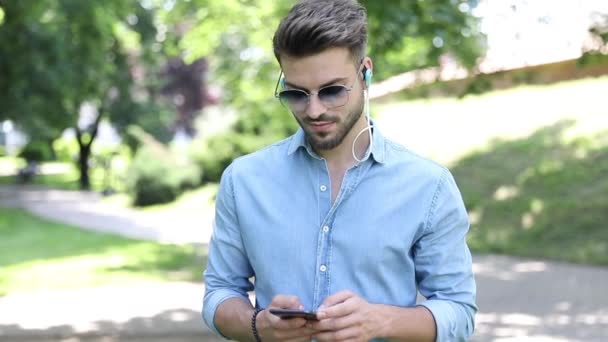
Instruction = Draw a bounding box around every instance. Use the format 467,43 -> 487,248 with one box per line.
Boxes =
1,185 -> 607,341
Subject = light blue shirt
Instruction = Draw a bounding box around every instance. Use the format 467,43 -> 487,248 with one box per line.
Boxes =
203,126 -> 477,341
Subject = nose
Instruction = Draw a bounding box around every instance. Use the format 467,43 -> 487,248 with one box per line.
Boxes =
304,93 -> 325,119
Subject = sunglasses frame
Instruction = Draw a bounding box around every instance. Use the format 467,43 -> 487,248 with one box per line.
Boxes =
274,69 -> 360,113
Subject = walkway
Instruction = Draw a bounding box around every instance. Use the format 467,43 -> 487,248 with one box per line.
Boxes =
1,185 -> 607,341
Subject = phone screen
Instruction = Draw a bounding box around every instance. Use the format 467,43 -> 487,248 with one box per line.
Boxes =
269,308 -> 318,320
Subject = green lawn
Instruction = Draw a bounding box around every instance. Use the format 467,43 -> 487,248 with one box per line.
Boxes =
0,158 -> 107,191
0,207 -> 206,296
376,76 -> 608,265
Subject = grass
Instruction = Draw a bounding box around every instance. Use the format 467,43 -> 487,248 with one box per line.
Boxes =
0,158 -> 107,191
376,76 -> 608,265
0,207 -> 206,296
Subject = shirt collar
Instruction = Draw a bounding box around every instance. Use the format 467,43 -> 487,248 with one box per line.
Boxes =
287,122 -> 386,164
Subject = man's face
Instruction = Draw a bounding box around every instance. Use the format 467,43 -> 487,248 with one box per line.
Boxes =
279,47 -> 366,151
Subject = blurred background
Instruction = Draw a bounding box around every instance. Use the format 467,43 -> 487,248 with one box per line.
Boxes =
0,0 -> 607,341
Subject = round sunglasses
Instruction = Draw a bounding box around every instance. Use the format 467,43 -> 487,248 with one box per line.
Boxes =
274,73 -> 356,113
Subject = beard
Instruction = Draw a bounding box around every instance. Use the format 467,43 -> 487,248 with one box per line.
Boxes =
296,93 -> 365,151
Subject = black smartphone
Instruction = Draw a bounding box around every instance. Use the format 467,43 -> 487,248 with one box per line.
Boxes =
269,308 -> 318,320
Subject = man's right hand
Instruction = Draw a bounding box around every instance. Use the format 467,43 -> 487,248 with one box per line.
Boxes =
257,295 -> 316,342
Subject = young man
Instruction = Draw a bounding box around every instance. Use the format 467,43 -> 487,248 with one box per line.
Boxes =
203,1 -> 477,341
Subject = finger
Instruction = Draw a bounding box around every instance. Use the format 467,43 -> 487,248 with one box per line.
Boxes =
313,325 -> 360,341
272,316 -> 308,330
270,294 -> 303,309
310,313 -> 357,332
317,296 -> 358,319
320,290 -> 355,308
273,326 -> 315,340
284,335 -> 315,342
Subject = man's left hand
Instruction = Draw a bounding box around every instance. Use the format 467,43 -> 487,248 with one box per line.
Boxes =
309,290 -> 383,342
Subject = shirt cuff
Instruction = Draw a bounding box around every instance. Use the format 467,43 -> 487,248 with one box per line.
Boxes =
418,299 -> 470,342
203,289 -> 248,337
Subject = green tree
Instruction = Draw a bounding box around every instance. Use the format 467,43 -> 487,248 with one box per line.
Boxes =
0,0 -> 164,189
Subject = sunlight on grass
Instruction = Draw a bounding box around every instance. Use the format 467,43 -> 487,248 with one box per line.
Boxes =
0,156 -> 24,176
0,208 -> 205,295
376,76 -> 608,265
375,76 -> 608,165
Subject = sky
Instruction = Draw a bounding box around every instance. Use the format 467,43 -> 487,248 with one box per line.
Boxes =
476,0 -> 608,71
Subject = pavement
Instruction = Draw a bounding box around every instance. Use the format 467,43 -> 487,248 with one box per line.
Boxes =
1,185 -> 607,341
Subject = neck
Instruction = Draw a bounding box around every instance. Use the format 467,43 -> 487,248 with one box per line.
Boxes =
317,115 -> 371,169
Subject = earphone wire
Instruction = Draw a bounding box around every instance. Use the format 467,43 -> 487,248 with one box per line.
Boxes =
352,87 -> 373,163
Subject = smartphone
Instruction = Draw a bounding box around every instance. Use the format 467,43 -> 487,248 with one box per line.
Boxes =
269,308 -> 318,320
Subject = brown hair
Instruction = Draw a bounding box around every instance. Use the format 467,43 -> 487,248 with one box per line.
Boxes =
273,0 -> 368,64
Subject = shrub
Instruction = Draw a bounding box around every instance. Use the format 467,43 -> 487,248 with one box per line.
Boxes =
18,141 -> 53,162
126,132 -> 200,206
53,136 -> 79,163
190,132 -> 274,184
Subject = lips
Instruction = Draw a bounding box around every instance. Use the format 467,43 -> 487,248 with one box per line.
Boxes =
309,121 -> 335,133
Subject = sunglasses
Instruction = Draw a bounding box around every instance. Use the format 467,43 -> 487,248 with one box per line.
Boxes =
274,72 -> 356,113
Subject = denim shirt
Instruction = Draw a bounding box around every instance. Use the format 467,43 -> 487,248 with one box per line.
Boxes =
203,126 -> 477,341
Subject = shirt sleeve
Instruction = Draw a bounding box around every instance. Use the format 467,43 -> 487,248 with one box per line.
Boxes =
415,168 -> 477,342
202,163 -> 255,336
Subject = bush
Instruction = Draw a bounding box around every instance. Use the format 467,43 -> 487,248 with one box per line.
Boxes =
190,108 -> 297,184
126,138 -> 200,207
18,141 -> 53,162
190,132 -> 274,184
53,136 -> 79,163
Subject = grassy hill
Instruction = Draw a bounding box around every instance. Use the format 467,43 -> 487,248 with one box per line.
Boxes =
376,76 -> 608,265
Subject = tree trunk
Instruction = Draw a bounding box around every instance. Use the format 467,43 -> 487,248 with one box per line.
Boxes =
46,137 -> 57,160
75,103 -> 105,191
78,143 -> 91,190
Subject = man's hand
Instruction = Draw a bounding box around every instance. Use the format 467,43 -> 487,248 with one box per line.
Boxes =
257,295 -> 316,342
310,290 -> 383,342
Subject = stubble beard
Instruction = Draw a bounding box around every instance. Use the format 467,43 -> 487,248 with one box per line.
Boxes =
298,95 -> 365,151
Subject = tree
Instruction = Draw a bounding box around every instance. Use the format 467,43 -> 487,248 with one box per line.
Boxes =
0,0 -> 161,189
161,57 -> 211,137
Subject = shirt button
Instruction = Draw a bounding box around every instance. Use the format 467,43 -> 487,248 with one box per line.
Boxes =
320,185 -> 327,192
320,265 -> 327,272
322,225 -> 330,233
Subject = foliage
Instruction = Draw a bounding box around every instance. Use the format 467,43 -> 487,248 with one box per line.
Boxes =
126,127 -> 200,206
190,131 -> 273,183
18,141 -> 53,162
360,0 -> 485,79
0,0 -> 165,189
161,57 -> 212,137
53,136 -> 80,163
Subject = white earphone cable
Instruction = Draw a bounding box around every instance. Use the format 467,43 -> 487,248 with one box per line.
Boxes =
352,88 -> 373,163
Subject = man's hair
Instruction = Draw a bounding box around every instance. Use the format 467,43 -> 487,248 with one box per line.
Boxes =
273,0 -> 368,64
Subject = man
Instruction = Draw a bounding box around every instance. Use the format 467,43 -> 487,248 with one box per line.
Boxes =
203,0 -> 477,341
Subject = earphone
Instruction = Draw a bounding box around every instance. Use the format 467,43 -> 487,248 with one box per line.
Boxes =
362,67 -> 372,88
352,65 -> 373,163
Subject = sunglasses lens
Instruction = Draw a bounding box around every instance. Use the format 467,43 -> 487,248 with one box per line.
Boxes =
279,90 -> 308,111
319,86 -> 349,108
